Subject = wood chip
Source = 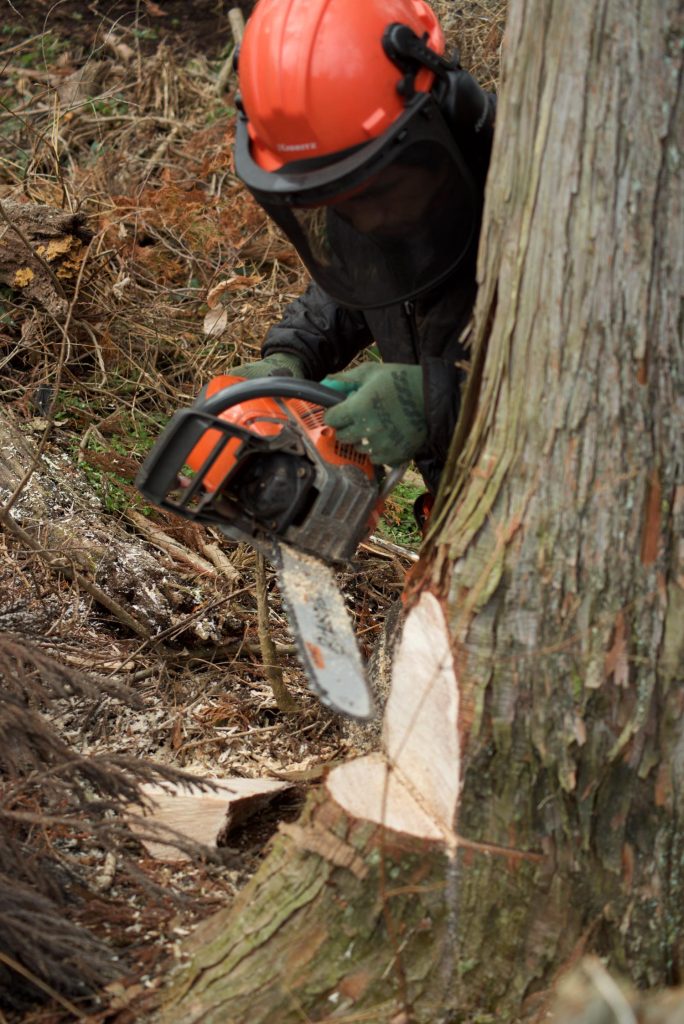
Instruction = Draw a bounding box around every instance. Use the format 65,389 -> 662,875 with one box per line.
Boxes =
130,778 -> 292,860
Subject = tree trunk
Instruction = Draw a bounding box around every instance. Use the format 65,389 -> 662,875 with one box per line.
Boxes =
154,0 -> 683,1021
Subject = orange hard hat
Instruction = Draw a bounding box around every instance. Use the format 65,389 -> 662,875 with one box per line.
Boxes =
238,0 -> 445,171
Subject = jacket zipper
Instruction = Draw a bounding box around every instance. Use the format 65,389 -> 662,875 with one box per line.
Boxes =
403,299 -> 419,362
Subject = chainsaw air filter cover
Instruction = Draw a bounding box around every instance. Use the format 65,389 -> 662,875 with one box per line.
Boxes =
135,376 -> 384,564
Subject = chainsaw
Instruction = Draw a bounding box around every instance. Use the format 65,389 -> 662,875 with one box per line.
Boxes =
135,375 -> 405,720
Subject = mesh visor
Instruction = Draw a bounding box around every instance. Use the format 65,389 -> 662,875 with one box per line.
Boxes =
235,97 -> 481,309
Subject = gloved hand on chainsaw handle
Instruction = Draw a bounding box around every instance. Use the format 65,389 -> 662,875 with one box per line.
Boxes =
230,352 -> 306,379
323,362 -> 427,467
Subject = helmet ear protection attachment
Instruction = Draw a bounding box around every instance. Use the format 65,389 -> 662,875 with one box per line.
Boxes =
381,22 -> 459,101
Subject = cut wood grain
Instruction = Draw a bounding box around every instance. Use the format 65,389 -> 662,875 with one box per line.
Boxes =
130,779 -> 292,860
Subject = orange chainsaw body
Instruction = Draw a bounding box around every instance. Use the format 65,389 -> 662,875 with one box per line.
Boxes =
187,374 -> 376,493
134,374 -> 385,563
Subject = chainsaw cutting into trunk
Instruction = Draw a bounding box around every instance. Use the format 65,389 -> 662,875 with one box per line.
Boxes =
135,375 -> 406,720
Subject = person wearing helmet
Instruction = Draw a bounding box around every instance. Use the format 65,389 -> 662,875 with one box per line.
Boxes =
230,0 -> 496,499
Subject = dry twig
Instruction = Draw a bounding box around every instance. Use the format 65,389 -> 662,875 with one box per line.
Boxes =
255,551 -> 300,714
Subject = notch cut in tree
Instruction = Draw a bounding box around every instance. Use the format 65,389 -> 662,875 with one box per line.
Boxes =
128,779 -> 293,861
153,0 -> 683,1021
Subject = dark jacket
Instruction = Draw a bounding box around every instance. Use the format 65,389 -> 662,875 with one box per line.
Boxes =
262,69 -> 495,493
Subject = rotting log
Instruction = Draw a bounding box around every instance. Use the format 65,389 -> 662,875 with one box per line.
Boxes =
0,198 -> 92,316
153,0 -> 683,1021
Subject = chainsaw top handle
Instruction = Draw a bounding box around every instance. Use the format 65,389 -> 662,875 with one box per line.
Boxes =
200,377 -> 344,415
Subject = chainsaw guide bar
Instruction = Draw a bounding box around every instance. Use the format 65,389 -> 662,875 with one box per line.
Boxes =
275,543 -> 375,721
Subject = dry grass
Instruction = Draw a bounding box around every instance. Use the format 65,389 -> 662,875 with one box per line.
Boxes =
432,0 -> 507,90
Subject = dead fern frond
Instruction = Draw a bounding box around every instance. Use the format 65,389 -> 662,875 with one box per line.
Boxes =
0,633 -> 211,1010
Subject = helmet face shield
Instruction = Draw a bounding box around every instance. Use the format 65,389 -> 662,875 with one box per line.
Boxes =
235,95 -> 481,308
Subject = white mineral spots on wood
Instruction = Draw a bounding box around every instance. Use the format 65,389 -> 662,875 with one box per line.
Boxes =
327,592 -> 459,841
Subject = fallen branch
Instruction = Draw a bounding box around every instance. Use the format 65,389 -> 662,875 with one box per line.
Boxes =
364,533 -> 419,562
127,509 -> 222,577
202,538 -> 241,582
255,552 -> 300,714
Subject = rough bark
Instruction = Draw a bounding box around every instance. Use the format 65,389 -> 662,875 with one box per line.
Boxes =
154,1 -> 683,1021
416,0 -> 684,1009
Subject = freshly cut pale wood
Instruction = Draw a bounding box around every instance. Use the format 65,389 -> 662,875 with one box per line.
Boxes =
326,591 -> 459,841
132,779 -> 292,860
325,753 -> 445,841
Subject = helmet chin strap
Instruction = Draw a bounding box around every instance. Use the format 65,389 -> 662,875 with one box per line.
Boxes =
381,23 -> 460,101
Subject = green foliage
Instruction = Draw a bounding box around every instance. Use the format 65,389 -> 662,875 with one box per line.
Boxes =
130,27 -> 158,41
55,390 -> 165,514
9,31 -> 66,66
76,452 -> 131,514
377,478 -> 423,550
88,94 -> 130,118
205,104 -> 236,125
116,413 -> 168,460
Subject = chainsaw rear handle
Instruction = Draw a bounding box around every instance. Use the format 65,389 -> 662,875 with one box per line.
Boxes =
136,379 -> 345,511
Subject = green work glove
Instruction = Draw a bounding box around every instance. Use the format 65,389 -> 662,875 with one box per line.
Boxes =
230,352 -> 306,379
323,363 -> 427,466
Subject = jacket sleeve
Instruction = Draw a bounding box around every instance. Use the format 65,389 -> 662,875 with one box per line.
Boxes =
420,355 -> 468,468
262,282 -> 372,380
